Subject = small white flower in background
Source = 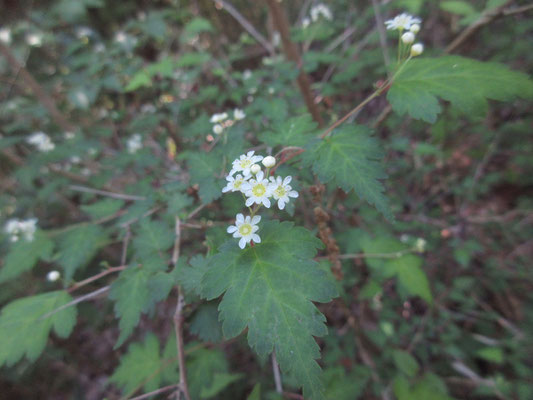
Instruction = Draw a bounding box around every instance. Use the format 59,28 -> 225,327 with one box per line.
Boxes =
310,4 -> 333,22
401,32 -> 415,44
230,151 -> 263,177
141,104 -> 156,114
411,43 -> 424,56
81,168 -> 92,176
250,164 -> 261,175
249,87 -> 257,95
210,112 -> 228,124
302,17 -> 311,29
0,27 -> 11,44
272,31 -> 281,47
414,238 -> 427,253
242,171 -> 273,208
27,132 -> 55,152
227,213 -> 261,249
384,13 -> 421,31
88,147 -> 98,156
26,33 -> 43,46
127,134 -> 142,154
47,270 -> 61,282
70,155 -> 81,164
94,43 -> 105,53
233,108 -> 246,120
242,69 -> 252,80
262,156 -> 276,168
64,131 -> 75,140
269,176 -> 299,210
213,124 -> 224,135
400,234 -> 410,243
410,24 -> 420,34
222,174 -> 248,193
268,87 -> 275,94
114,31 -> 127,44
76,27 -> 93,39
4,218 -> 38,242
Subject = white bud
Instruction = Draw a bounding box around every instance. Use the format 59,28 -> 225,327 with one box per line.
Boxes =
262,156 -> 276,168
401,32 -> 415,44
233,108 -> 246,120
411,43 -> 424,57
250,164 -> 261,174
212,124 -> 224,135
414,238 -> 426,253
47,270 -> 61,282
410,24 -> 420,34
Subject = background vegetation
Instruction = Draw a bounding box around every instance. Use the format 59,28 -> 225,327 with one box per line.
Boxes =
0,0 -> 532,399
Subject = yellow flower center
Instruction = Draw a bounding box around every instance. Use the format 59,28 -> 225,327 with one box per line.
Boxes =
274,185 -> 286,197
239,223 -> 252,236
234,179 -> 243,189
252,183 -> 266,197
240,159 -> 252,169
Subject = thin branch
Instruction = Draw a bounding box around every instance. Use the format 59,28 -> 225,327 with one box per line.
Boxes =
211,0 -> 275,56
272,351 -> 283,394
67,266 -> 127,293
172,217 -> 191,400
371,0 -> 391,68
186,203 -> 207,220
127,384 -> 180,400
503,3 -> 533,16
40,286 -> 110,320
265,0 -> 324,127
69,185 -> 146,201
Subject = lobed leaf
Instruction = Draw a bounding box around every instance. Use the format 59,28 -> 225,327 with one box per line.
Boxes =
201,220 -> 337,400
388,56 -> 533,123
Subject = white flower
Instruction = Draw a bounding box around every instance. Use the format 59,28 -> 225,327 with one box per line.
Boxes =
302,17 -> 311,28
414,238 -> 427,253
250,164 -> 261,175
411,43 -> 424,56
26,33 -> 43,46
268,87 -> 275,94
384,13 -> 421,31
81,168 -> 92,176
242,171 -> 273,208
230,151 -> 263,177
269,176 -> 299,210
27,132 -> 55,152
262,156 -> 276,168
70,155 -> 81,164
213,124 -> 224,135
401,32 -> 415,44
410,24 -> 420,34
222,174 -> 248,193
210,112 -> 228,124
64,131 -> 75,140
310,4 -> 333,22
115,31 -> 127,43
141,104 -> 156,113
233,108 -> 246,120
4,218 -> 37,242
94,43 -> 105,53
227,213 -> 261,249
88,147 -> 98,156
242,69 -> 252,80
76,27 -> 93,39
127,134 -> 142,154
0,27 -> 11,44
47,270 -> 61,282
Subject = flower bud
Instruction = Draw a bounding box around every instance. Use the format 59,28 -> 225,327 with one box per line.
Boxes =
212,124 -> 223,135
401,32 -> 415,44
47,270 -> 61,282
409,24 -> 420,34
410,43 -> 424,57
262,156 -> 276,168
250,164 -> 261,175
414,238 -> 426,253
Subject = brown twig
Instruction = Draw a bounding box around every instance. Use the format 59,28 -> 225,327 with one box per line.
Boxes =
67,266 -> 127,293
272,351 -> 283,394
265,0 -> 324,127
69,185 -> 147,201
127,384 -> 180,400
172,217 -> 191,400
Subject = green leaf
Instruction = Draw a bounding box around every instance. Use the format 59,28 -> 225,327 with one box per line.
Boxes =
0,290 -> 77,366
109,333 -> 163,394
247,383 -> 261,400
187,347 -> 229,399
57,224 -> 107,281
81,199 -> 124,219
132,218 -> 174,267
440,1 -> 477,16
388,56 -> 533,123
393,349 -> 420,377
259,114 -> 318,147
476,346 -> 504,364
190,303 -> 223,343
109,268 -> 174,347
184,152 -> 224,203
200,372 -> 243,398
174,255 -> 209,296
0,231 -> 54,283
125,70 -> 152,92
303,125 -> 392,220
201,221 -> 337,400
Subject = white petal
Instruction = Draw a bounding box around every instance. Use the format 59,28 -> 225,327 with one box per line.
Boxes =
247,151 -> 255,157
256,171 -> 264,181
222,186 -> 231,193
244,216 -> 251,223
288,190 -> 299,198
236,213 -> 244,223
283,176 -> 292,185
278,199 -> 285,210
245,197 -> 255,207
240,182 -> 251,191
227,225 -> 238,233
239,237 -> 246,249
251,215 -> 261,225
251,225 -> 259,232
263,198 -> 271,208
233,231 -> 240,238
252,234 -> 261,243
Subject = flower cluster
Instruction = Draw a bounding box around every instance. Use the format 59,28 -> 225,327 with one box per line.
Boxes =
385,13 -> 424,58
223,152 -> 298,249
210,109 -> 245,136
27,132 -> 55,152
4,218 -> 38,242
127,134 -> 143,154
302,3 -> 333,28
